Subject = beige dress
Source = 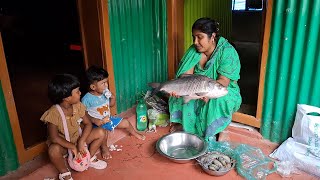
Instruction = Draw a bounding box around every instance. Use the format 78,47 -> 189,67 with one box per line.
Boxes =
40,102 -> 86,144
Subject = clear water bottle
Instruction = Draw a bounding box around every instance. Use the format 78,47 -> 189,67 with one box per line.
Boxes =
136,99 -> 148,131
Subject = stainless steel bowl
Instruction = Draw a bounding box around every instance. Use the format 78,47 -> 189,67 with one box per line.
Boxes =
156,132 -> 208,163
202,161 -> 235,176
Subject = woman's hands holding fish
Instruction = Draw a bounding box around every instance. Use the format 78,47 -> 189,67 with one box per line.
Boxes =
170,91 -> 209,103
200,97 -> 209,103
169,91 -> 180,98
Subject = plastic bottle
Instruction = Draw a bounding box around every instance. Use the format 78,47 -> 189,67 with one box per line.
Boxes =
136,99 -> 148,131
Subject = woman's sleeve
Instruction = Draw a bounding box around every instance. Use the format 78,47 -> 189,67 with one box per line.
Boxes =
217,45 -> 241,81
40,107 -> 60,126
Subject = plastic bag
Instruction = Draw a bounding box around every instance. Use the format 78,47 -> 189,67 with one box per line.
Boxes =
144,91 -> 168,113
209,141 -> 276,180
275,161 -> 300,178
292,104 -> 320,146
147,109 -> 169,132
270,137 -> 320,177
144,91 -> 169,132
270,104 -> 320,177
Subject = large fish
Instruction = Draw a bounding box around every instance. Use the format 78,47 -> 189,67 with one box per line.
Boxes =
149,74 -> 228,103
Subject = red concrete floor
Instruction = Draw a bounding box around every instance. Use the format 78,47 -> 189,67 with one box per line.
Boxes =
16,126 -> 318,180
1,108 -> 319,180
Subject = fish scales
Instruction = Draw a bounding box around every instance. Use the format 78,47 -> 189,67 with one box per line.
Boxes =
149,74 -> 228,103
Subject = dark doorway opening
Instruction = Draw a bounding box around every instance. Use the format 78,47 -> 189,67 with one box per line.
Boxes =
1,0 -> 85,148
231,0 -> 265,116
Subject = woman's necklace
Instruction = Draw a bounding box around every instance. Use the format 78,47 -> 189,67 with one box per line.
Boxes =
206,42 -> 216,58
200,43 -> 216,68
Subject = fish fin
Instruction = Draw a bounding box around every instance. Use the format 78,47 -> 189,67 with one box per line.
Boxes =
183,97 -> 193,104
179,74 -> 193,78
148,83 -> 162,97
148,82 -> 161,88
195,92 -> 207,96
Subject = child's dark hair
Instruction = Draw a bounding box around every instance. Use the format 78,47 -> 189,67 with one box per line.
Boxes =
192,17 -> 220,40
85,66 -> 109,86
48,74 -> 80,104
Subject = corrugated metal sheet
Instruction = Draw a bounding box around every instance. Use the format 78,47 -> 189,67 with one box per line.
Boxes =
184,0 -> 232,50
0,81 -> 19,175
108,0 -> 167,113
261,0 -> 320,143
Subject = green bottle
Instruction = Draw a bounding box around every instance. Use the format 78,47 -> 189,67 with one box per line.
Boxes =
136,99 -> 148,131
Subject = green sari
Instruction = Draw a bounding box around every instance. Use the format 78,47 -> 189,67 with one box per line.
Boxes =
169,37 -> 242,141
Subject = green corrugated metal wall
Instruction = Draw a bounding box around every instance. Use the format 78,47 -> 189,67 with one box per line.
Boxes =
184,0 -> 232,51
108,0 -> 168,113
0,81 -> 19,176
261,0 -> 320,143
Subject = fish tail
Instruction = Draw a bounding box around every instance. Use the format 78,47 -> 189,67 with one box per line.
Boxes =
148,83 -> 161,97
150,88 -> 160,97
148,82 -> 161,89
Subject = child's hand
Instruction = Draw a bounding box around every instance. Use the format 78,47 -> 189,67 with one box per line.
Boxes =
93,118 -> 104,126
109,93 -> 116,107
71,145 -> 79,158
104,89 -> 112,98
77,140 -> 86,155
102,116 -> 111,124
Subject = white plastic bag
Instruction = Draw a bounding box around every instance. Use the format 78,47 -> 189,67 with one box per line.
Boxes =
292,104 -> 320,146
270,138 -> 320,177
275,160 -> 300,178
270,104 -> 320,177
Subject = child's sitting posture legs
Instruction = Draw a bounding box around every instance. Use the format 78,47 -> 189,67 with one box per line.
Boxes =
117,118 -> 145,140
100,118 -> 145,159
48,127 -> 106,180
48,144 -> 70,179
85,127 -> 107,169
101,130 -> 111,159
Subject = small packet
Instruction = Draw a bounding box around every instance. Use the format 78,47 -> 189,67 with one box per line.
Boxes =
104,89 -> 112,98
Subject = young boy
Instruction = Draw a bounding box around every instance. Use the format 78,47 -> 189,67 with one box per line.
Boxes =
81,66 -> 145,159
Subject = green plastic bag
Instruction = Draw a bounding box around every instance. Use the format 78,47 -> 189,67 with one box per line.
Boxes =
147,109 -> 169,127
208,141 -> 276,180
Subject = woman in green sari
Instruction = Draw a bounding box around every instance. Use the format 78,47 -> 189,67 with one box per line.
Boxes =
169,18 -> 241,141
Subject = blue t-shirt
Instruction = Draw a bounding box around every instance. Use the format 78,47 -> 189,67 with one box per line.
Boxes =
81,91 -> 122,131
81,92 -> 110,119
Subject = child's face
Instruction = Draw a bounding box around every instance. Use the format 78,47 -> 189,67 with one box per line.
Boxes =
93,78 -> 108,94
68,87 -> 81,104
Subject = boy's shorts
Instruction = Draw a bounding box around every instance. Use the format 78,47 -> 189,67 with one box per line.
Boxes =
94,116 -> 122,131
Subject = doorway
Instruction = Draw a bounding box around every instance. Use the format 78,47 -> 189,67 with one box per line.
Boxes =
231,0 -> 265,117
1,0 -> 85,148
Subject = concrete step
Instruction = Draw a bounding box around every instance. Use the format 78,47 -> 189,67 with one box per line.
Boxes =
218,125 -> 279,155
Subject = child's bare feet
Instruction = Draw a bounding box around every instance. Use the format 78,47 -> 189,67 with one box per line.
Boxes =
117,118 -> 146,140
101,146 -> 112,159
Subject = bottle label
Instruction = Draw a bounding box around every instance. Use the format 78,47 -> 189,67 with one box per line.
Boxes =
139,116 -> 147,123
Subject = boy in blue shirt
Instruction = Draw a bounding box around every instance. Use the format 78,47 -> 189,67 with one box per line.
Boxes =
82,66 -> 145,159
